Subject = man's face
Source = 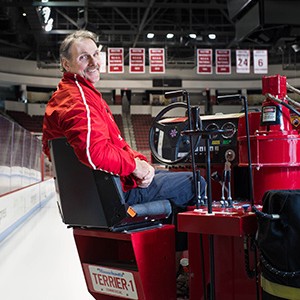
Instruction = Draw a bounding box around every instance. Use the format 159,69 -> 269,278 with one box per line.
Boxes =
62,38 -> 101,85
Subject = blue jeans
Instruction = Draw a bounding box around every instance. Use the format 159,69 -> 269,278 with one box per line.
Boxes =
124,170 -> 206,208
124,170 -> 206,251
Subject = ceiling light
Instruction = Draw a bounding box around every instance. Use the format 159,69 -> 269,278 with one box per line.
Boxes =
42,7 -> 51,21
208,33 -> 216,40
44,18 -> 53,32
166,33 -> 174,39
147,32 -> 154,39
189,33 -> 197,39
291,44 -> 300,53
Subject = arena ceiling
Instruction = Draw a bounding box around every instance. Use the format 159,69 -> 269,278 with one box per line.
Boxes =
0,0 -> 300,69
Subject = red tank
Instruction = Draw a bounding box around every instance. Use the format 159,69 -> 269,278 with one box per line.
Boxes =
238,74 -> 300,204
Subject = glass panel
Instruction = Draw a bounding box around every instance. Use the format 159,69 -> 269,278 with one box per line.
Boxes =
0,115 -> 43,195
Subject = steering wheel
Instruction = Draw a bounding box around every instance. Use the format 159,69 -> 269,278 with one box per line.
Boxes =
149,102 -> 201,165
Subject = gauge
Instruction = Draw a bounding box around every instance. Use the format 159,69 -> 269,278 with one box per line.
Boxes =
225,149 -> 236,162
205,123 -> 220,139
221,122 -> 236,139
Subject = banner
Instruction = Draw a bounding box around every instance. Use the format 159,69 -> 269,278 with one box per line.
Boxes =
101,47 -> 268,75
216,49 -> 231,74
149,48 -> 165,73
253,49 -> 268,74
108,48 -> 124,73
236,49 -> 250,74
197,49 -> 213,74
129,48 -> 145,73
99,51 -> 106,73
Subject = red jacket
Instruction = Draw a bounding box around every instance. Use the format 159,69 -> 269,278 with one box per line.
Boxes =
42,72 -> 147,191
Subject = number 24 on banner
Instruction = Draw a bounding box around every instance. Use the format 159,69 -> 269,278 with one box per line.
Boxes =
236,50 -> 250,74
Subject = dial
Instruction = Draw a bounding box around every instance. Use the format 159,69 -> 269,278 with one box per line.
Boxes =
225,149 -> 236,162
205,123 -> 220,139
221,122 -> 236,139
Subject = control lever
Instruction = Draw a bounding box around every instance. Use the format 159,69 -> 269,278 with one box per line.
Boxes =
211,171 -> 228,193
197,170 -> 206,206
197,170 -> 202,206
221,169 -> 226,207
220,150 -> 235,207
224,160 -> 233,207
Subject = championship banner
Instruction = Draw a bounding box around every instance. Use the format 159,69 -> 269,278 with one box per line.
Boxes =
149,48 -> 165,73
216,49 -> 231,74
253,49 -> 268,74
197,49 -> 213,74
129,48 -> 145,73
108,48 -> 124,73
99,51 -> 106,73
236,49 -> 250,74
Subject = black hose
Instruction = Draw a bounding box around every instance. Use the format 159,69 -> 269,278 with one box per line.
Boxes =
260,254 -> 300,278
243,235 -> 261,300
244,235 -> 256,279
252,205 -> 280,220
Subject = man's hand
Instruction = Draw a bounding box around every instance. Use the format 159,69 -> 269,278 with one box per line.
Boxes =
132,158 -> 155,188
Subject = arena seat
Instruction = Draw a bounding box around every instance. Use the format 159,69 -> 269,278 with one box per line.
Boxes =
6,110 -> 43,132
49,137 -> 172,232
112,114 -> 125,137
131,114 -> 153,150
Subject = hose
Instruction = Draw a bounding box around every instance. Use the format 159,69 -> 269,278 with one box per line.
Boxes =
287,82 -> 300,95
244,235 -> 256,279
265,93 -> 300,117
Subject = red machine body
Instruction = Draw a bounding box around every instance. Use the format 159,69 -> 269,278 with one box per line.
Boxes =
73,225 -> 176,300
73,74 -> 300,300
238,74 -> 300,204
178,74 -> 300,300
178,207 -> 258,300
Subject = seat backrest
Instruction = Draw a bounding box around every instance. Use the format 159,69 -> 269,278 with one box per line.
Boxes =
49,137 -> 172,231
49,137 -> 128,229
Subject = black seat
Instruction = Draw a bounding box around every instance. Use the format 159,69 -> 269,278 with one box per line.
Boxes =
49,137 -> 172,232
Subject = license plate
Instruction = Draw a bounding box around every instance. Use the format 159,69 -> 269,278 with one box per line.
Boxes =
88,265 -> 138,299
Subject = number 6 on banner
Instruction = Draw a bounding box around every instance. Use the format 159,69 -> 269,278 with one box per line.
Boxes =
253,49 -> 268,74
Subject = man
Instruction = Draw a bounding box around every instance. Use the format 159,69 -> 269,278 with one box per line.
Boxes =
43,29 -> 206,208
42,31 -> 206,290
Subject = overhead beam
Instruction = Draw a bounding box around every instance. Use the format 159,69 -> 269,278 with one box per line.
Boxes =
55,8 -> 80,28
31,0 -> 226,9
113,7 -> 137,31
47,29 -> 234,37
132,0 -> 155,47
32,1 -> 85,7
